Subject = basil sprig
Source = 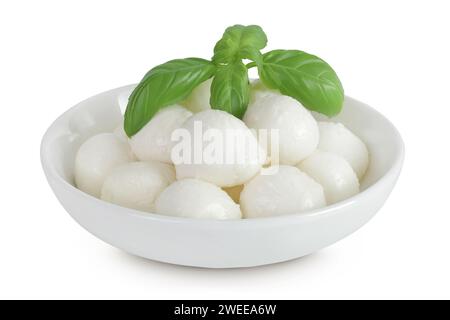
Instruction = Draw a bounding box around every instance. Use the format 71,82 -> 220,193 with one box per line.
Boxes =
259,50 -> 344,116
124,25 -> 344,137
212,25 -> 267,64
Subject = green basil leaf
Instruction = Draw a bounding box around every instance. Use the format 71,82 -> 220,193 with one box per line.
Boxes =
124,58 -> 216,137
259,50 -> 344,116
210,61 -> 250,118
213,25 -> 268,64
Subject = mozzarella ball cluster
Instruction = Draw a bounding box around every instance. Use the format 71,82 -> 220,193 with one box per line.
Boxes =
244,92 -> 319,165
317,121 -> 369,179
240,165 -> 326,218
129,105 -> 192,163
74,133 -> 135,197
101,161 -> 175,212
155,179 -> 241,219
74,82 -> 369,219
297,151 -> 359,205
175,109 -> 265,187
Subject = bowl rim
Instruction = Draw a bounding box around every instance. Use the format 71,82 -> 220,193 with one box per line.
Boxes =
41,85 -> 405,227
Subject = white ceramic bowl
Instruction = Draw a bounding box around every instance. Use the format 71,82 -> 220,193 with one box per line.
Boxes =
41,85 -> 404,268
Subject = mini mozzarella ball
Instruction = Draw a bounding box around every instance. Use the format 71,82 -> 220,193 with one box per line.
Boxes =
317,121 -> 369,179
101,161 -> 175,212
75,133 -> 134,197
155,179 -> 241,219
129,105 -> 192,163
175,110 -> 265,187
298,151 -> 359,204
240,165 -> 326,218
223,185 -> 244,203
243,93 -> 319,165
182,78 -> 212,113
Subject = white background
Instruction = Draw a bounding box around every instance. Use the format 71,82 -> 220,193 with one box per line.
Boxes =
1,0 -> 449,300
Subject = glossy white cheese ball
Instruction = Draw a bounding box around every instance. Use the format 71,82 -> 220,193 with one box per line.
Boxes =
101,161 -> 175,212
182,78 -> 212,113
240,165 -> 326,218
243,92 -> 319,165
129,105 -> 192,163
155,179 -> 242,219
74,133 -> 134,197
298,151 -> 359,204
317,121 -> 369,179
175,110 -> 265,187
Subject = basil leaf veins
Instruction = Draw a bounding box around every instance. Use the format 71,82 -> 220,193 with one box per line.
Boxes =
212,25 -> 268,64
210,61 -> 250,118
124,58 -> 215,137
258,49 -> 344,116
